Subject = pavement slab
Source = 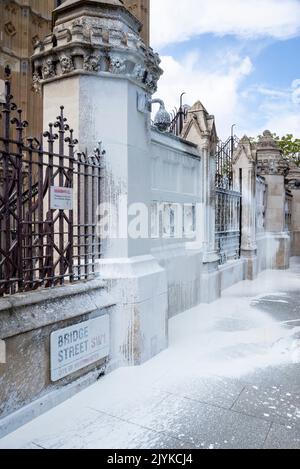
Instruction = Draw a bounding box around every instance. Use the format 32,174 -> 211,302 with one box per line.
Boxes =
128,394 -> 271,449
232,384 -> 300,427
264,423 -> 300,449
1,260 -> 300,449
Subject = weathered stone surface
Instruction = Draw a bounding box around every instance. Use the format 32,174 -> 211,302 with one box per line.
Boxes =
233,131 -> 291,273
0,281 -> 114,421
32,0 -> 161,94
0,280 -> 113,339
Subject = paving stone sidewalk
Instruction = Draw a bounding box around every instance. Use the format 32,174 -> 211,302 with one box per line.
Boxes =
1,259 -> 300,449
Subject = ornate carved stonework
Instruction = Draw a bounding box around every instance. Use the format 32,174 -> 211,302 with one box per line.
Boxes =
256,130 -> 289,176
59,55 -> 74,74
32,72 -> 42,94
4,21 -> 17,37
83,54 -> 100,72
42,58 -> 56,79
32,0 -> 162,95
257,159 -> 289,176
257,130 -> 279,150
109,56 -> 127,74
286,162 -> 300,190
133,63 -> 146,81
286,180 -> 300,190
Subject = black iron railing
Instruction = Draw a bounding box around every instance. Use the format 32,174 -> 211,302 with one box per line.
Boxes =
215,136 -> 239,190
285,190 -> 293,232
169,106 -> 188,137
0,70 -> 104,296
215,135 -> 241,263
215,188 -> 242,264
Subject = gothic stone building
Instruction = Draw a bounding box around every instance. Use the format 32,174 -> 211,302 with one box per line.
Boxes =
0,0 -> 150,136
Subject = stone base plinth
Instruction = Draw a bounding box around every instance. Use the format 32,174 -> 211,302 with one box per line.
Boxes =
0,281 -> 114,437
152,245 -> 203,318
96,255 -> 168,367
219,258 -> 247,291
201,260 -> 221,304
256,232 -> 290,272
291,230 -> 300,257
241,249 -> 258,280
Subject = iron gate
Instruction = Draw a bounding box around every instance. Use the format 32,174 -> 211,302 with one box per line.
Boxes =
215,136 -> 241,264
0,69 -> 104,296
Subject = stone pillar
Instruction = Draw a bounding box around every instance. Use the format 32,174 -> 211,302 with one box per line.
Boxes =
233,136 -> 258,279
286,163 -> 300,256
257,131 -> 290,269
32,0 -> 168,368
181,101 -> 220,302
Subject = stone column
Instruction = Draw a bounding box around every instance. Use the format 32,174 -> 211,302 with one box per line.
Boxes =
32,0 -> 168,368
233,136 -> 258,279
256,131 -> 290,269
286,163 -> 300,256
201,134 -> 218,259
181,101 -> 220,302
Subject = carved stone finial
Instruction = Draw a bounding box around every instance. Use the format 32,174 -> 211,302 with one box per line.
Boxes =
257,130 -> 279,150
240,135 -> 250,144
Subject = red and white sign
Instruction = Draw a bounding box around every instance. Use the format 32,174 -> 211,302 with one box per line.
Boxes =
0,79 -> 5,104
50,186 -> 73,211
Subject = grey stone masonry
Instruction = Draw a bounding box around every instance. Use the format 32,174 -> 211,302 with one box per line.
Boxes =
32,0 -> 162,95
0,280 -> 115,426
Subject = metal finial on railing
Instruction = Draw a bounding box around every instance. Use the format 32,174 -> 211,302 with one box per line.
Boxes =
43,122 -> 58,143
169,93 -> 188,137
4,65 -> 11,79
0,77 -> 103,295
65,129 -> 78,148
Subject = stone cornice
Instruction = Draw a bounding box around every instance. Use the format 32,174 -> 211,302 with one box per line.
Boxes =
32,3 -> 162,94
257,158 -> 289,176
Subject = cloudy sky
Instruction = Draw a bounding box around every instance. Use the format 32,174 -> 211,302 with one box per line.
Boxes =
151,0 -> 300,139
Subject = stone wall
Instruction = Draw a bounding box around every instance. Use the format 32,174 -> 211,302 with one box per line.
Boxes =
1,0 -> 297,439
286,164 -> 300,256
0,280 -> 115,437
150,129 -> 204,317
233,131 -> 292,279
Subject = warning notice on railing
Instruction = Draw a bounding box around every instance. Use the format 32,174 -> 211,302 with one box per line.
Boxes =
0,79 -> 5,104
50,186 -> 73,211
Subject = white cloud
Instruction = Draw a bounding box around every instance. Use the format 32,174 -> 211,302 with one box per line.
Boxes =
254,84 -> 300,136
292,80 -> 300,104
154,51 -> 253,138
263,112 -> 300,136
151,0 -> 300,49
230,76 -> 300,137
151,0 -> 300,138
154,50 -> 300,139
